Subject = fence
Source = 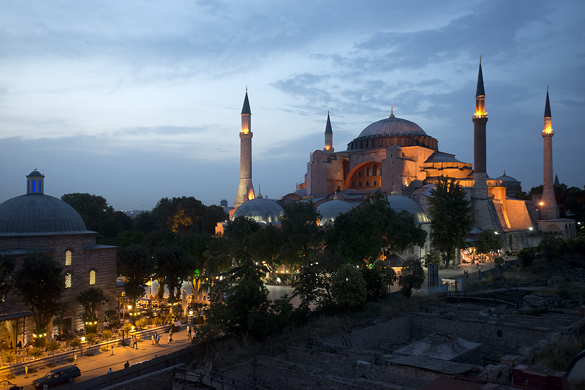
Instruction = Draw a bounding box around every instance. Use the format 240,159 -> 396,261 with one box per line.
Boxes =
78,345 -> 196,390
0,325 -> 171,377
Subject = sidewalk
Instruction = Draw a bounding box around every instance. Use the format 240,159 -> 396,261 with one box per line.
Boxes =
8,326 -> 194,389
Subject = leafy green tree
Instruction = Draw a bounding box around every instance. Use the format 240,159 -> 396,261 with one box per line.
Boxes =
76,287 -> 108,333
121,323 -> 133,345
517,247 -> 537,267
118,244 -> 156,303
476,230 -> 503,255
539,235 -> 561,262
331,264 -> 367,310
399,260 -> 426,298
61,193 -> 114,231
362,260 -> 395,301
0,255 -> 15,302
494,257 -> 505,268
154,245 -> 196,300
326,191 -> 426,265
428,177 -> 473,264
423,250 -> 442,266
280,201 -> 323,274
12,253 -> 64,340
150,196 -> 227,234
250,224 -> 284,276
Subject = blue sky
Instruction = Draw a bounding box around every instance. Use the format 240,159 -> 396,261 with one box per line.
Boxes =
0,0 -> 584,210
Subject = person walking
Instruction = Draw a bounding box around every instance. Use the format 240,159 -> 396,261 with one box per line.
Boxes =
168,328 -> 173,343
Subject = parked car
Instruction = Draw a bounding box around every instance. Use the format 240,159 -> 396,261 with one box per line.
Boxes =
33,365 -> 81,389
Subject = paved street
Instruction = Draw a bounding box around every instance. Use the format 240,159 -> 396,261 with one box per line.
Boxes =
8,328 -> 193,389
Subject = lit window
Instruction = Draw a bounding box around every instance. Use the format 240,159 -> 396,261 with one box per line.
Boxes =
65,273 -> 72,288
65,251 -> 72,265
32,181 -> 36,193
89,270 -> 96,285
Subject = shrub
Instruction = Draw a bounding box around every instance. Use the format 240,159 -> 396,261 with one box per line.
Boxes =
331,264 -> 367,310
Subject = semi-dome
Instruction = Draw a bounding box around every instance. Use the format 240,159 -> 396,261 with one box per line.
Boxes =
317,199 -> 353,225
0,194 -> 90,236
358,117 -> 427,138
231,197 -> 284,225
387,195 -> 430,224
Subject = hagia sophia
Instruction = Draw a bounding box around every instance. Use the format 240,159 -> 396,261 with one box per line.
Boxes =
226,61 -> 576,260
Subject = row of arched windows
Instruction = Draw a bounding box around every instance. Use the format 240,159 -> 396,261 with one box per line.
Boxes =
64,270 -> 96,289
350,180 -> 378,188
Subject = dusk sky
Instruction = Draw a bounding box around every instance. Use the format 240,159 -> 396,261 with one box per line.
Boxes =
1,1 -> 584,211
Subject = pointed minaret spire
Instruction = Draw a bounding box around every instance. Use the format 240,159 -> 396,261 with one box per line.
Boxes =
541,87 -> 557,219
235,90 -> 255,208
544,86 -> 551,118
324,111 -> 334,153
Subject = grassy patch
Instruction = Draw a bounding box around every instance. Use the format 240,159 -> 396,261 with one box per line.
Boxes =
534,335 -> 585,371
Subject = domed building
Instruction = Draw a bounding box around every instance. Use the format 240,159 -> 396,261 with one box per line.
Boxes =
301,107 -> 472,199
316,196 -> 353,225
0,171 -> 120,347
495,171 -> 522,197
231,193 -> 284,225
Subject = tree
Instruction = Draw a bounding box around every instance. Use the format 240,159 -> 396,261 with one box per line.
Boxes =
399,260 -> 426,298
154,245 -> 196,300
362,260 -> 395,301
280,201 -> 323,274
151,196 -> 227,234
539,235 -> 561,262
61,193 -> 114,231
428,177 -> 473,264
121,323 -> 133,345
326,191 -> 426,265
12,253 -> 65,341
0,255 -> 15,302
476,230 -> 503,255
517,247 -> 537,268
331,264 -> 367,310
250,224 -> 284,277
102,329 -> 113,349
423,250 -> 442,266
494,257 -> 505,268
46,340 -> 60,364
76,287 -> 109,333
118,244 -> 156,303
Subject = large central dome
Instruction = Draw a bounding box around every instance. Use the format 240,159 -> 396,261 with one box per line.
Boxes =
0,194 -> 91,236
358,117 -> 427,138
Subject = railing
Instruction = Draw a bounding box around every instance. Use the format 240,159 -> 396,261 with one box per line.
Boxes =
174,366 -> 269,390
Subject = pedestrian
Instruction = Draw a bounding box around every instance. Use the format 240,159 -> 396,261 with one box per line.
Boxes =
124,361 -> 130,369
111,345 -> 114,355
168,328 -> 173,343
107,368 -> 113,374
151,334 -> 155,346
192,329 -> 196,341
133,335 -> 138,349
187,326 -> 191,341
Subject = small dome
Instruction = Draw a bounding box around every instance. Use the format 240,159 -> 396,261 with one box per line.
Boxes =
387,195 -> 430,224
0,194 -> 90,236
232,197 -> 284,225
496,174 -> 519,183
358,117 -> 427,138
317,199 -> 353,225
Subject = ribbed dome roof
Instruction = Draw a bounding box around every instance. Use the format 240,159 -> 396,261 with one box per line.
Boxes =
231,197 -> 284,225
317,199 -> 353,226
358,117 -> 427,138
387,195 -> 430,224
0,194 -> 91,236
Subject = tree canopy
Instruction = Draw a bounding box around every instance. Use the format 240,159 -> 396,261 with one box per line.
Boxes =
428,177 -> 473,263
12,253 -> 65,333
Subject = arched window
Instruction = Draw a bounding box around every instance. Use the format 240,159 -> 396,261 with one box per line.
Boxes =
351,182 -> 355,188
373,180 -> 377,187
89,270 -> 96,285
65,273 -> 72,289
65,251 -> 72,266
358,171 -> 362,178
366,168 -> 370,176
366,181 -> 370,187
372,165 -> 377,176
358,181 -> 362,187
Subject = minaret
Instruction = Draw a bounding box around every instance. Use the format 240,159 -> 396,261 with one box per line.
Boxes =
234,91 -> 255,208
324,111 -> 333,153
541,87 -> 557,219
472,58 -> 489,199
